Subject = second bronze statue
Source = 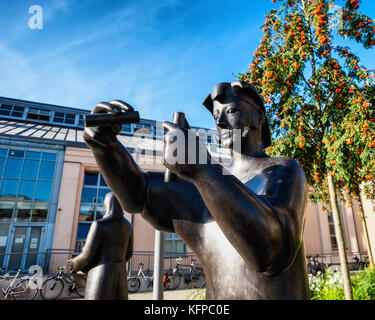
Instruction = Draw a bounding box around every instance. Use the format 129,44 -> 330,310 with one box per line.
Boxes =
68,193 -> 133,300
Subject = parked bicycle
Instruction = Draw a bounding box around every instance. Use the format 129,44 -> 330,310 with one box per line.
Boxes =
0,268 -> 39,300
127,263 -> 169,293
307,255 -> 326,276
40,266 -> 85,300
352,255 -> 369,270
164,258 -> 206,290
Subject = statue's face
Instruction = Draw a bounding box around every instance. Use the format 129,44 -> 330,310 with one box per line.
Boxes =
212,96 -> 251,149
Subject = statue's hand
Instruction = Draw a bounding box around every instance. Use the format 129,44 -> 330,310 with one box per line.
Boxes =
83,100 -> 135,147
162,121 -> 211,182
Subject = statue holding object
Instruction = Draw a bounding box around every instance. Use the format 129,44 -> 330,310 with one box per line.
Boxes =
83,80 -> 309,300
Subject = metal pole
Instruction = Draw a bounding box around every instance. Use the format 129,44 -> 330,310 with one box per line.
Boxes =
152,111 -> 185,300
153,230 -> 165,300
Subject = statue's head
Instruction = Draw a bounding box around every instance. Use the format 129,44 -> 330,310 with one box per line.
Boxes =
103,192 -> 123,217
202,80 -> 271,150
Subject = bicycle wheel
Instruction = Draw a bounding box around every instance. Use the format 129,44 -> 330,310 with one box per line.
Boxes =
12,279 -> 39,300
166,273 -> 181,290
0,288 -> 16,300
191,270 -> 206,289
127,277 -> 141,293
40,278 -> 64,300
73,283 -> 85,298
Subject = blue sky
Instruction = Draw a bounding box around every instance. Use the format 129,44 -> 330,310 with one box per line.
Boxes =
0,0 -> 374,129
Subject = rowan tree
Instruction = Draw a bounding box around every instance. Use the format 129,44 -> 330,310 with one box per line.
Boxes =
238,0 -> 375,299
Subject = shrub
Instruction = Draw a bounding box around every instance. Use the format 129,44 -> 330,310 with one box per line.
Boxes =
309,268 -> 375,300
352,268 -> 375,300
185,288 -> 206,300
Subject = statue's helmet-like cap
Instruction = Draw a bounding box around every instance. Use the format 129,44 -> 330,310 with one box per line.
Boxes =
104,192 -> 123,217
202,80 -> 271,149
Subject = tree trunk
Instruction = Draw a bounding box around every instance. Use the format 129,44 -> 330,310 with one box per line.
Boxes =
327,171 -> 353,300
358,194 -> 374,270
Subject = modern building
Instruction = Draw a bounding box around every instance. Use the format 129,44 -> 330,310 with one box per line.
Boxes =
0,96 -> 373,273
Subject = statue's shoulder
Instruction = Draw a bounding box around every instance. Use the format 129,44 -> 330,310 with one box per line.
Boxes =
267,156 -> 306,183
268,156 -> 301,168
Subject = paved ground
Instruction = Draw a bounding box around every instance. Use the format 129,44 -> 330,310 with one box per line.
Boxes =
52,289 -> 201,300
129,288 -> 204,300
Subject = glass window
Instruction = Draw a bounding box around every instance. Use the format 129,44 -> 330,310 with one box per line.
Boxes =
9,150 -> 25,158
81,188 -> 97,203
95,207 -> 104,220
154,124 -> 164,138
53,117 -> 64,123
25,151 -> 41,160
122,124 -> 132,133
77,224 -> 91,240
0,223 -> 10,266
35,181 -> 52,202
65,113 -> 75,124
1,104 -> 10,114
328,212 -> 338,250
22,160 -> 39,180
76,172 -> 111,250
11,106 -> 25,118
0,147 -> 57,224
0,149 -> 7,157
165,233 -> 186,256
0,201 -> 14,221
25,227 -> 42,268
97,188 -> 111,203
0,157 -> 5,178
84,173 -> 98,186
42,153 -> 56,161
31,202 -> 48,222
39,109 -> 50,115
99,175 -> 107,186
165,241 -> 172,254
1,179 -> 19,198
4,158 -> 23,179
79,205 -> 96,222
175,240 -> 186,253
7,227 -> 27,270
54,112 -> 64,118
53,112 -> 65,123
38,161 -> 55,180
19,180 -> 36,201
11,111 -> 24,118
14,201 -> 32,222
75,172 -> 111,248
26,108 -> 51,121
78,115 -> 84,127
0,104 -> 12,116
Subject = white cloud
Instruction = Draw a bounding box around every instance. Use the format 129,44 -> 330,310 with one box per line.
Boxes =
0,43 -> 38,99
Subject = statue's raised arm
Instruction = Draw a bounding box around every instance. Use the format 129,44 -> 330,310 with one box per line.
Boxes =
83,100 -> 148,213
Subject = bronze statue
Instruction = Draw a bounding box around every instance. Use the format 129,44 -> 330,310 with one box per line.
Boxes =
68,192 -> 133,300
83,81 -> 309,300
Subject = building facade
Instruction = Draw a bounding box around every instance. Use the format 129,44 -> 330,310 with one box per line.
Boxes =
0,96 -> 373,273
